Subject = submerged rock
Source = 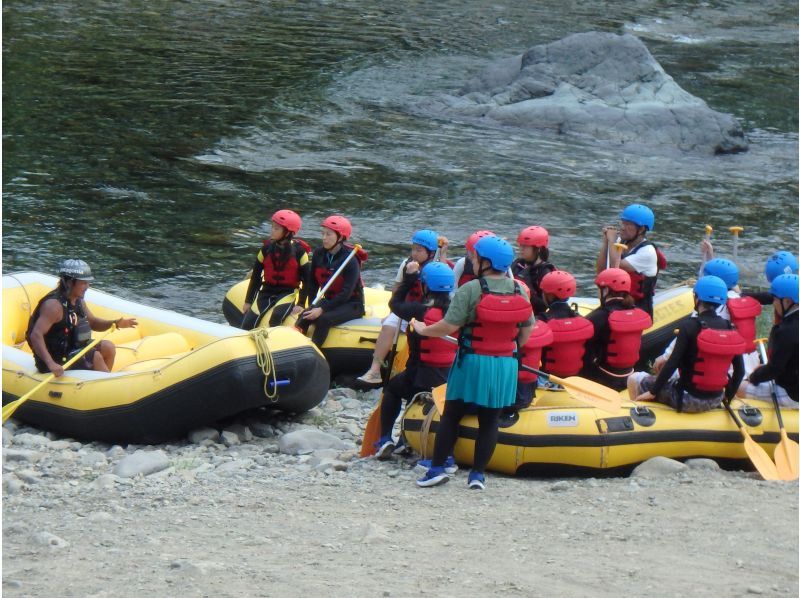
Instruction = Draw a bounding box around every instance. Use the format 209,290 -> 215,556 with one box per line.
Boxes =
423,32 -> 747,155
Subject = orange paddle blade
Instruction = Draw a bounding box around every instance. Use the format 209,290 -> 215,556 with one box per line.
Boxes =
547,374 -> 621,414
390,342 -> 409,377
740,430 -> 781,481
775,431 -> 799,481
360,400 -> 382,457
432,384 -> 446,415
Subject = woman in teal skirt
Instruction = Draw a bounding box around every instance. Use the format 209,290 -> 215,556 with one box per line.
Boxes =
411,236 -> 533,489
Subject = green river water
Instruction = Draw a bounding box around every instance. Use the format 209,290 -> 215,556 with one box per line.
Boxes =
3,0 -> 797,321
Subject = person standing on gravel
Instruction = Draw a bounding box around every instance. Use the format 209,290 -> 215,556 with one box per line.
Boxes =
411,236 -> 533,490
26,259 -> 138,376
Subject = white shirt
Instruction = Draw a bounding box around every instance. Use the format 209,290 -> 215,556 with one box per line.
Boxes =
623,242 -> 658,277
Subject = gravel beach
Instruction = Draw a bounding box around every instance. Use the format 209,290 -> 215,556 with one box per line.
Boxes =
3,387 -> 798,597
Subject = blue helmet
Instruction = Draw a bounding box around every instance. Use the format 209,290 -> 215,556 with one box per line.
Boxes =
770,274 -> 799,304
411,229 -> 439,252
702,258 -> 739,290
619,204 -> 655,231
421,262 -> 455,293
474,236 -> 514,271
765,251 -> 799,283
694,275 -> 728,305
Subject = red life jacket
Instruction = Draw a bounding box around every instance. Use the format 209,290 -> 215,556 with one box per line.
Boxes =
464,279 -> 532,357
419,307 -> 458,367
541,317 -> 595,377
262,239 -> 309,288
726,296 -> 761,353
313,244 -> 367,300
605,308 -> 652,369
518,320 -> 554,383
624,241 -> 666,310
691,327 -> 747,392
458,259 -> 476,287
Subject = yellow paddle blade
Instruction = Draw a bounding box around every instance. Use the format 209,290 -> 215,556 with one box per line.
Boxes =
775,431 -> 800,481
360,399 -> 382,457
390,342 -> 409,377
741,431 -> 781,481
432,384 -> 446,415
547,374 -> 621,414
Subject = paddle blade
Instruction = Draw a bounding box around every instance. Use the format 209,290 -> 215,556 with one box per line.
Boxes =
432,384 -> 446,415
360,400 -> 382,457
2,399 -> 23,423
550,375 -> 621,414
741,431 -> 781,481
775,431 -> 800,481
390,343 -> 409,377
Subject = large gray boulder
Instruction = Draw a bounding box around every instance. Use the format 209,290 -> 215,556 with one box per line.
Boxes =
423,32 -> 747,155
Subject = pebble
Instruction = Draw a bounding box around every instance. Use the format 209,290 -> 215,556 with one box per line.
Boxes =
220,431 -> 241,447
113,450 -> 170,478
747,586 -> 764,595
187,427 -> 219,444
14,470 -> 41,485
32,531 -> 69,549
79,451 -> 107,467
3,474 -> 24,496
48,440 -> 73,451
631,457 -> 688,478
550,480 -> 570,492
278,429 -> 346,455
3,427 -> 14,447
223,424 -> 253,442
685,458 -> 720,471
12,432 -> 51,448
3,449 -> 43,464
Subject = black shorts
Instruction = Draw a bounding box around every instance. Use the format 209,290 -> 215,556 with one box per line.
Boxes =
35,348 -> 97,374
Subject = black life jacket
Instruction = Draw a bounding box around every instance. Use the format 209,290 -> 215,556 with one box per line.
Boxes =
26,289 -> 91,366
313,244 -> 367,301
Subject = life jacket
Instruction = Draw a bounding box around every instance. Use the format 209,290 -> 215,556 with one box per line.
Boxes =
462,279 -> 532,357
313,244 -> 367,301
604,308 -> 652,370
403,257 -> 437,303
691,326 -> 747,392
518,320 -> 554,383
25,289 -> 91,366
419,307 -> 458,367
541,317 -> 595,377
261,238 -> 310,288
623,241 -> 666,314
458,259 -> 477,287
726,296 -> 761,353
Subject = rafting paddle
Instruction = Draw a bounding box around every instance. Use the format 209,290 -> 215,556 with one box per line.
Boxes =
723,399 -> 780,481
729,226 -> 743,261
3,334 -> 108,423
360,324 -> 404,457
756,339 -> 799,480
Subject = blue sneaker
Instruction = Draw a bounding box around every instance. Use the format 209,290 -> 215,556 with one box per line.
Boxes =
415,456 -> 458,475
416,466 -> 449,488
467,470 -> 485,490
374,436 -> 395,460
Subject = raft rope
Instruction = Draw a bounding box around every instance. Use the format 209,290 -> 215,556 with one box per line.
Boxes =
249,327 -> 279,402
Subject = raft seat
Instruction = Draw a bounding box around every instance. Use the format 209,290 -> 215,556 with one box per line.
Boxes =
112,332 -> 192,372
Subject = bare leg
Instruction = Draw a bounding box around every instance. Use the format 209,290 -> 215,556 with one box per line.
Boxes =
96,340 -> 115,372
360,324 -> 397,380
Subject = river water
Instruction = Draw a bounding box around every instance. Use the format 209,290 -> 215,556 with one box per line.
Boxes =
3,1 -> 797,321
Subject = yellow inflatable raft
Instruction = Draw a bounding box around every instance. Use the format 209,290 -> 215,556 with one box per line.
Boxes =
401,392 -> 799,475
2,272 -> 330,444
222,278 -> 695,377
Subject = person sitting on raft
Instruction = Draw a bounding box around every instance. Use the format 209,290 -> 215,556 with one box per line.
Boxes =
373,262 -> 458,459
411,236 -> 533,490
356,229 -> 447,388
26,259 -> 138,376
581,268 -> 651,391
628,276 -> 745,413
511,225 -> 556,316
737,274 -> 799,408
295,215 -> 366,348
537,270 -> 594,381
241,209 -> 311,330
452,230 -> 495,288
597,203 -> 665,317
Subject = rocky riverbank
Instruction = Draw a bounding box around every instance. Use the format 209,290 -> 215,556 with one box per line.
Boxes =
3,387 -> 798,597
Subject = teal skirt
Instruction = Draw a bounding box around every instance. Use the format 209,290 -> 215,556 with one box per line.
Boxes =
445,353 -> 518,409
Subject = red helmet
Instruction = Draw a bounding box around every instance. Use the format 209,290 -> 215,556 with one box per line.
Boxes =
466,230 -> 495,253
595,268 -> 631,292
540,270 -> 576,299
321,215 -> 352,239
271,209 -> 302,233
517,225 -> 549,248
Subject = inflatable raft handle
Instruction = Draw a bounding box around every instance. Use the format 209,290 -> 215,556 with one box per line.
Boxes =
268,379 -> 291,388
